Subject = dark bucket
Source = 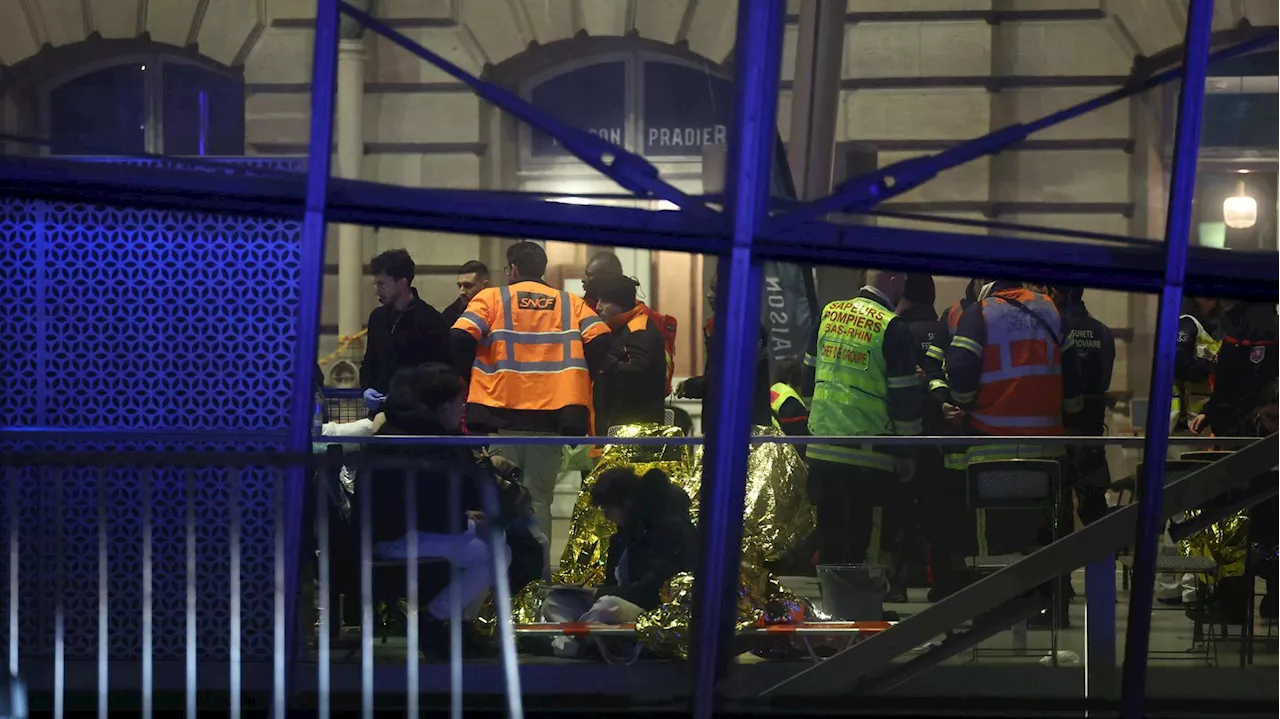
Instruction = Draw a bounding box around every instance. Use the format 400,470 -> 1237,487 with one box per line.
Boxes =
816,564 -> 889,621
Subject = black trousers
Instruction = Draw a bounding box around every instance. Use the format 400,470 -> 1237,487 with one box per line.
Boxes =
1069,446 -> 1111,527
809,458 -> 903,566
914,449 -> 976,571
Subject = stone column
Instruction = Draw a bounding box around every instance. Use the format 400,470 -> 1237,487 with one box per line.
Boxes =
786,0 -> 848,299
785,0 -> 845,201
336,38 -> 367,340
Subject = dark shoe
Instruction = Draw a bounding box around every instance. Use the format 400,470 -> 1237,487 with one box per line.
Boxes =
1157,596 -> 1184,607
1260,594 -> 1276,620
884,586 -> 909,603
418,617 -> 450,660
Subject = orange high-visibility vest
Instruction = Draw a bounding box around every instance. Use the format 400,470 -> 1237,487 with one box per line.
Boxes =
968,288 -> 1066,436
453,281 -> 609,413
944,299 -> 971,337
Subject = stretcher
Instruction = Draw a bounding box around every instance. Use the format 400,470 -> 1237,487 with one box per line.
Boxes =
512,621 -> 896,665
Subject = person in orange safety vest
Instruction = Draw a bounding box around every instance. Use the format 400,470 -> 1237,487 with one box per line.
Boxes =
450,241 -> 612,579
945,279 -> 1083,613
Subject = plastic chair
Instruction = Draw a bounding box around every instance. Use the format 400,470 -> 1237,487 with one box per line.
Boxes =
965,459 -> 1062,664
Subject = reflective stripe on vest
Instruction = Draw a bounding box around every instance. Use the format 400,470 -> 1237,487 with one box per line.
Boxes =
808,296 -> 895,470
769,382 -> 806,430
945,442 -> 1065,470
969,290 -> 1065,437
807,443 -> 896,472
464,282 -> 596,411
1171,314 -> 1221,422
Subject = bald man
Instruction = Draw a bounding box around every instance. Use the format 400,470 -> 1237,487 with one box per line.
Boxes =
583,252 -> 624,308
806,268 -> 924,602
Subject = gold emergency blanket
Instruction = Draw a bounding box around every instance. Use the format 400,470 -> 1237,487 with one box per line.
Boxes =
518,422 -> 816,658
1179,509 -> 1249,582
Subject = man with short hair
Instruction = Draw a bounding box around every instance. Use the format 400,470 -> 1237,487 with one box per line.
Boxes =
806,268 -> 924,595
450,241 -> 612,578
359,248 -> 450,411
589,273 -> 667,435
442,260 -> 491,328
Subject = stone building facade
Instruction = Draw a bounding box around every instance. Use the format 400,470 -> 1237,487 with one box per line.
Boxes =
1,0 -> 1276,405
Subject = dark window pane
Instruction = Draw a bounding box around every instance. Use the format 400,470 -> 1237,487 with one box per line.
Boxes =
1202,94 -> 1278,149
49,64 -> 147,155
641,60 -> 732,157
528,61 -> 627,157
162,63 -> 246,156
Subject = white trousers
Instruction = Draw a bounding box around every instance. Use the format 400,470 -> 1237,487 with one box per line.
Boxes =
374,531 -> 510,621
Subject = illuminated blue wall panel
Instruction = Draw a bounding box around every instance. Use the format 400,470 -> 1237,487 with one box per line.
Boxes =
0,175 -> 302,661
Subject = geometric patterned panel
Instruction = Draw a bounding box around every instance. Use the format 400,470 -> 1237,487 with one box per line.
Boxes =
0,175 -> 304,663
0,461 -> 279,662
0,198 -> 302,430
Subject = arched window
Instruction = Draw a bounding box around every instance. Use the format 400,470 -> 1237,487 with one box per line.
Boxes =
46,55 -> 245,156
1,40 -> 246,157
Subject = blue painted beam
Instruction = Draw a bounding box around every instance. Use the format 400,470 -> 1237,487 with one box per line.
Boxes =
1120,2 -> 1215,716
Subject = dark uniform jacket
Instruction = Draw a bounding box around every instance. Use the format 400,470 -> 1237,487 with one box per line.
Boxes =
440,296 -> 468,330
360,288 -> 451,395
1060,300 -> 1115,437
1060,299 -> 1115,487
682,317 -> 773,430
1175,313 -> 1219,387
771,384 -> 810,437
899,303 -> 950,434
1203,302 -> 1278,437
593,306 -> 668,435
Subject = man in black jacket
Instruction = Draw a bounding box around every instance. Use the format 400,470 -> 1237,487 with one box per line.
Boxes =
587,273 -> 668,434
359,249 -> 450,411
441,260 -> 491,328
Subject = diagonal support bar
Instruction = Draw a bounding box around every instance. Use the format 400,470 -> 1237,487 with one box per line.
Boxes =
690,3 -> 786,717
281,0 -> 341,714
767,27 -> 1276,235
755,433 -> 1276,698
2,156 -> 1275,301
1121,3 -> 1215,715
335,1 -> 715,218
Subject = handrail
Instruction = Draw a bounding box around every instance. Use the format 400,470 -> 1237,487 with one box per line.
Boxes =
0,426 -> 1259,447
757,432 -> 1278,697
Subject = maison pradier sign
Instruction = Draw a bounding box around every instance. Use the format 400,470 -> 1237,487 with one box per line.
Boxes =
529,58 -> 732,158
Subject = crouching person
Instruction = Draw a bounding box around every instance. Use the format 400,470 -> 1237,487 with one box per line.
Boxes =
540,467 -> 696,658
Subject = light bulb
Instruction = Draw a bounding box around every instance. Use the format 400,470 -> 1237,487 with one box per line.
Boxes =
1223,179 -> 1257,230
